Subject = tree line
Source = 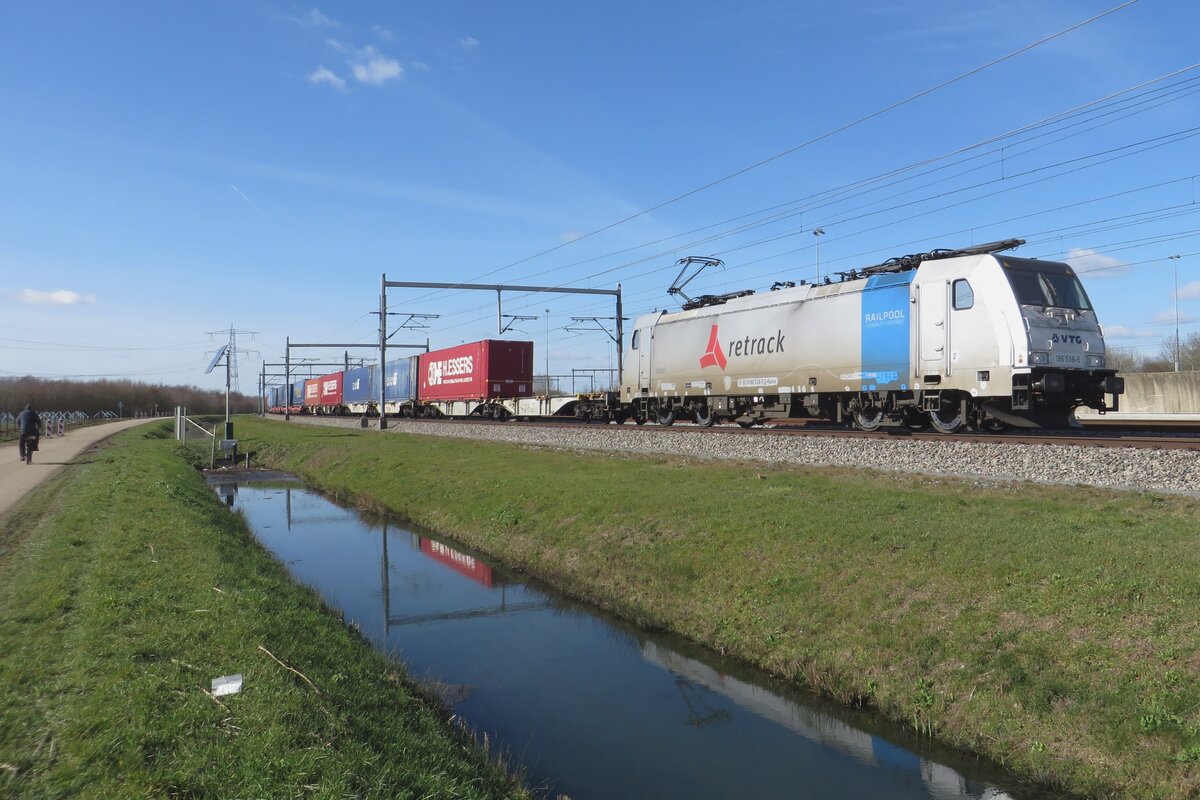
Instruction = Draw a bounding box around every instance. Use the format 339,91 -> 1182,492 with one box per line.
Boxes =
0,376 -> 258,417
1108,331 -> 1200,374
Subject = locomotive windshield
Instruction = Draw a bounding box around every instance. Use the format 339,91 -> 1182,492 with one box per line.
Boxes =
1001,258 -> 1093,311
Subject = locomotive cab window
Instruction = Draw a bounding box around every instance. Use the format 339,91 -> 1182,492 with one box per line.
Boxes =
631,330 -> 640,350
1001,258 -> 1093,311
952,279 -> 974,310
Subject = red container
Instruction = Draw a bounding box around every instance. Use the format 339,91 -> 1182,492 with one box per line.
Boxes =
318,371 -> 343,406
420,538 -> 494,587
303,378 -> 321,405
418,340 -> 534,402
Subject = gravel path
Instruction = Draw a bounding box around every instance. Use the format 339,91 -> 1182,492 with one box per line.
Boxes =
0,418 -> 162,518
281,415 -> 1200,497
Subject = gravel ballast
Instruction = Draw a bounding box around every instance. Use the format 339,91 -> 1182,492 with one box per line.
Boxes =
282,416 -> 1200,497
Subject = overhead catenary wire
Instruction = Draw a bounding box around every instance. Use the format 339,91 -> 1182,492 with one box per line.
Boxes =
402,0 -> 1140,305
429,66 -> 1200,323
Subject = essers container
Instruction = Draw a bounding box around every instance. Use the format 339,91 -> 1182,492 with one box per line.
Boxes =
318,371 -> 344,407
303,378 -> 321,407
418,340 -> 533,402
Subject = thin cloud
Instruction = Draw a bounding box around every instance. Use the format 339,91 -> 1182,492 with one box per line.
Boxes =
351,47 -> 403,85
290,8 -> 337,28
1177,280 -> 1200,300
459,36 -> 480,50
1065,247 -> 1127,277
308,65 -> 347,91
1104,324 -> 1158,339
19,289 -> 96,306
373,24 -> 394,41
1154,310 -> 1198,325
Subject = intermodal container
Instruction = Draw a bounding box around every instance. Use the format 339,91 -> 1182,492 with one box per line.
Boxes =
318,372 -> 343,407
291,379 -> 307,407
418,340 -> 534,402
419,537 -> 494,588
343,366 -> 374,405
303,378 -> 320,406
382,356 -> 418,402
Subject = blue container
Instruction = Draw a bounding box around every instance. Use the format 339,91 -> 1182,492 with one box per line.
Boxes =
290,378 -> 307,407
343,365 -> 375,405
382,356 -> 417,402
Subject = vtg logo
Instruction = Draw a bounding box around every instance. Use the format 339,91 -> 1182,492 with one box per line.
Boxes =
1051,333 -> 1083,344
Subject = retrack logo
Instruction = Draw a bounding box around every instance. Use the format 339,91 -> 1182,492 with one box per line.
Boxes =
699,325 -> 727,369
700,324 -> 786,370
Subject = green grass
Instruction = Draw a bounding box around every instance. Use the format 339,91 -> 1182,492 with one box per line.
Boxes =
240,416 -> 1200,800
0,422 -> 532,800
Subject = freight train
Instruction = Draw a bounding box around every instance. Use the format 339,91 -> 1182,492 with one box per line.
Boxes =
268,240 -> 1125,432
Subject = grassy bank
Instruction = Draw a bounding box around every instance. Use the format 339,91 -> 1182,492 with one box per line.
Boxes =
240,416 -> 1200,800
0,423 -> 531,799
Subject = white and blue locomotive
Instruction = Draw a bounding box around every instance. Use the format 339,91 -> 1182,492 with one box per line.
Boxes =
621,240 -> 1124,432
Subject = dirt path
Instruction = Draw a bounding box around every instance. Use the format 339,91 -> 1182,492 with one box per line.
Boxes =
0,418 -> 163,518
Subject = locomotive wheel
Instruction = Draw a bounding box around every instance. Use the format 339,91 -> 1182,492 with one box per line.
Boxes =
736,419 -> 757,429
980,417 -> 1008,432
634,416 -> 647,425
928,403 -> 965,434
852,407 -> 884,431
693,406 -> 716,427
656,407 -> 676,426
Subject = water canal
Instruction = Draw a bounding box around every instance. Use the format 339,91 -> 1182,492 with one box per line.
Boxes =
211,474 -> 1065,800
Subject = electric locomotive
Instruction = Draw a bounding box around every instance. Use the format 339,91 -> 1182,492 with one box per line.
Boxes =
621,239 -> 1124,432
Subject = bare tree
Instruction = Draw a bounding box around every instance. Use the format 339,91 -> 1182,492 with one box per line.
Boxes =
0,377 -> 257,417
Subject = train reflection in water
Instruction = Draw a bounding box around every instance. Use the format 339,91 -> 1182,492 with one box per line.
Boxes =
214,476 -> 1053,800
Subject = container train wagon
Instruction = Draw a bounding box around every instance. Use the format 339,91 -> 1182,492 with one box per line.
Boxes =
268,240 -> 1124,431
267,340 -> 604,420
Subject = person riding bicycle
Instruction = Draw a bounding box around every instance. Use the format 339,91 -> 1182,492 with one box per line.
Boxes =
17,404 -> 41,462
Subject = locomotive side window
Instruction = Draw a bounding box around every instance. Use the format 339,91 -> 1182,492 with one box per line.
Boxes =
631,330 -> 640,350
952,279 -> 974,310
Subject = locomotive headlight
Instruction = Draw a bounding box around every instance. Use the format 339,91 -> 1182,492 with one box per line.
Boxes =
1087,354 -> 1105,368
1031,351 -> 1050,365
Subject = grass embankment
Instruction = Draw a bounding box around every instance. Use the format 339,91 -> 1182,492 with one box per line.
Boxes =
0,423 -> 531,799
240,416 -> 1200,800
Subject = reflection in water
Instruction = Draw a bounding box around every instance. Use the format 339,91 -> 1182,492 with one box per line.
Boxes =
214,477 -> 1058,800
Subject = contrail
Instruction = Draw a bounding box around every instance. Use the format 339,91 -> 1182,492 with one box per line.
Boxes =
231,184 -> 262,212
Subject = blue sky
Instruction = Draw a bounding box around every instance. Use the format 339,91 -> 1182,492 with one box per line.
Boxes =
3,0 -> 1199,394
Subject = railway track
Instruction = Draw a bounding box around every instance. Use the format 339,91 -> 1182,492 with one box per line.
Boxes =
280,412 -> 1200,496
384,414 -> 1200,451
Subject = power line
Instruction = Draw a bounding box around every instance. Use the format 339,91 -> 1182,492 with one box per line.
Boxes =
474,70 -> 1200,310
418,0 -> 1140,292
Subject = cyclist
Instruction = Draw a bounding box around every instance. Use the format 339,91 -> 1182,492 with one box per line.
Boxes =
17,404 -> 41,464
